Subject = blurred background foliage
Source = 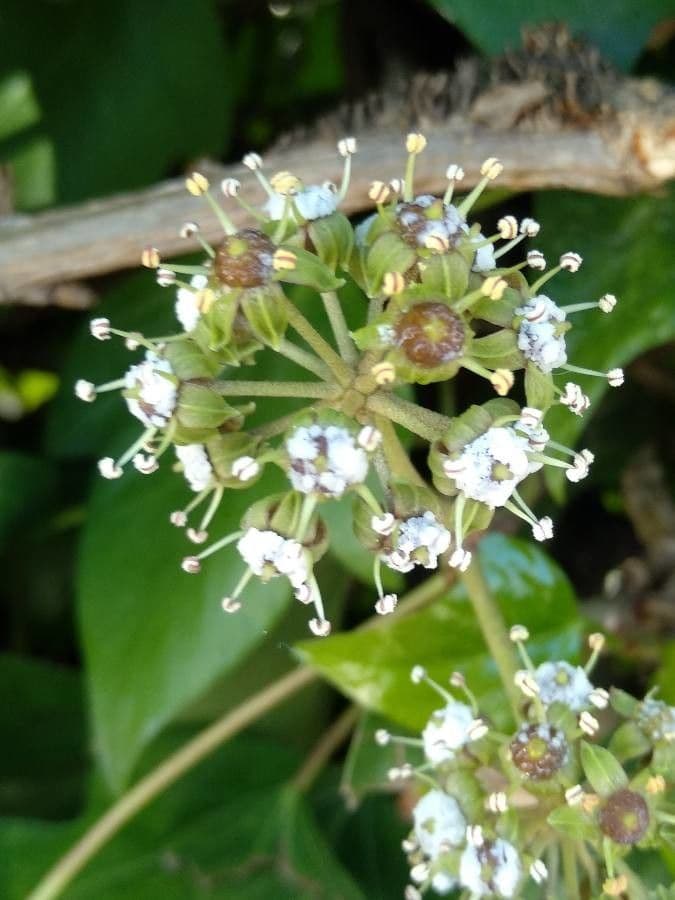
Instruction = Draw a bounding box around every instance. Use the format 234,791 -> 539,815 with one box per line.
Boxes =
1,0 -> 674,896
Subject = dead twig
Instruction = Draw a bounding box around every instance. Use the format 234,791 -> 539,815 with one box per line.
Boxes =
1,26 -> 674,304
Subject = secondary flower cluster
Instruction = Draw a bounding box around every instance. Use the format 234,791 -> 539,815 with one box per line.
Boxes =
377,632 -> 675,898
75,134 -> 624,634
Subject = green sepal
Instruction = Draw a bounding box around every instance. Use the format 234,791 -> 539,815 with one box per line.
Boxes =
471,289 -> 523,327
308,211 -> 354,271
240,284 -> 288,350
471,329 -> 524,370
164,337 -> 223,380
609,721 -> 653,763
547,805 -> 598,841
524,360 -> 555,410
189,293 -> 239,356
610,688 -> 641,718
351,319 -> 392,353
176,383 -> 235,431
353,480 -> 446,553
205,432 -> 261,489
388,347 -> 467,386
363,232 -> 416,295
277,245 -> 344,292
652,740 -> 675,775
242,491 -> 329,561
580,741 -> 628,797
419,251 -> 469,301
546,701 -> 579,735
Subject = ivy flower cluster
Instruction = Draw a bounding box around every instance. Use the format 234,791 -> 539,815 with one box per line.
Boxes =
75,134 -> 623,635
377,632 -> 675,898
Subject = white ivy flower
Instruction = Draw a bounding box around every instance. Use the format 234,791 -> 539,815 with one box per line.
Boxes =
286,423 -> 370,497
382,512 -> 451,573
413,789 -> 466,861
637,698 -> 675,742
175,274 -> 209,332
397,195 -> 495,272
124,352 -> 177,427
265,183 -> 338,221
422,700 -> 475,764
460,839 -> 522,898
237,527 -> 309,589
443,427 -> 531,508
175,444 -> 214,492
534,660 -> 593,711
515,295 -> 567,373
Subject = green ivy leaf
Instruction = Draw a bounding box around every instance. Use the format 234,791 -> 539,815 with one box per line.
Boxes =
427,0 -> 670,69
1,0 -> 230,202
296,534 -> 585,731
79,465 -> 292,791
534,188 -> 675,499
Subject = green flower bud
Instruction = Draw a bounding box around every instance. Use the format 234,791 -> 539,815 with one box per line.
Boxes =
307,211 -> 354,271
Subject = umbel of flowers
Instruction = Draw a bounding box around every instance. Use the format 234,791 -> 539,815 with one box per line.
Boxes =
75,133 -> 623,635
377,631 -> 675,898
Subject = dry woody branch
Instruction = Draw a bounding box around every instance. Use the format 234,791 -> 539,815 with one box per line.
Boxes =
1,26 -> 673,304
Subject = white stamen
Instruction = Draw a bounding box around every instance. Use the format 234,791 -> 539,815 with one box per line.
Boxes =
98,457 -> 123,479
75,379 -> 97,402
89,317 -> 111,340
231,456 -> 260,482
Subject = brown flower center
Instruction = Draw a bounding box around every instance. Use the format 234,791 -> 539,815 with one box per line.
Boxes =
396,199 -> 446,248
214,228 -> 275,288
510,723 -> 568,781
599,789 -> 649,845
394,302 -> 465,368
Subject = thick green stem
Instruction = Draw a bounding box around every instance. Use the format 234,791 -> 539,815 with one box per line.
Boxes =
278,338 -> 333,380
460,556 -> 520,722
376,416 -> 426,487
367,391 -> 451,442
213,380 -> 339,400
321,291 -> 358,365
280,295 -> 353,386
29,573 -> 449,900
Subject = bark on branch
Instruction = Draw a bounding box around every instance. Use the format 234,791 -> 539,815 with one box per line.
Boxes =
1,35 -> 674,304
